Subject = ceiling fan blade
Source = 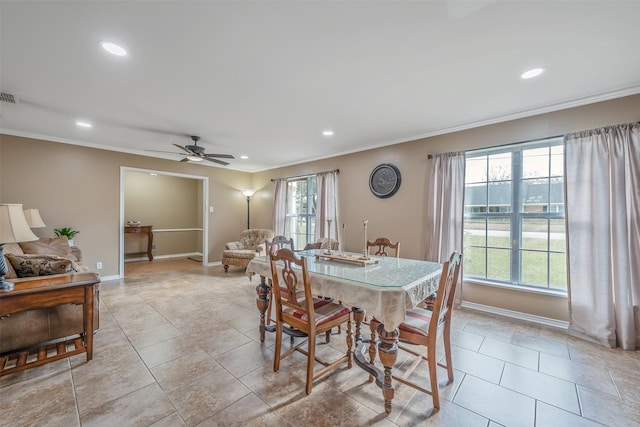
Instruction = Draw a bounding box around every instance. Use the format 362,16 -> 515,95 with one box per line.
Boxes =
173,144 -> 193,154
180,157 -> 190,162
204,157 -> 230,166
145,149 -> 183,155
203,153 -> 235,159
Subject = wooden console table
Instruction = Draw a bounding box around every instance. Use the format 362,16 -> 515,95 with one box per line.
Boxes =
0,272 -> 100,376
124,225 -> 154,261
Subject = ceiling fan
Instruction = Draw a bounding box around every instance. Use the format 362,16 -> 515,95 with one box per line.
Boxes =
147,135 -> 234,165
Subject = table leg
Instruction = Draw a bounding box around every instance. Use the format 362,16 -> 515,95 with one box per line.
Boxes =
147,230 -> 154,261
255,275 -> 270,342
377,324 -> 399,414
84,284 -> 95,361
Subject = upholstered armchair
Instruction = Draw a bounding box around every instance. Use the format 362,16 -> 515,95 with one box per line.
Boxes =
222,228 -> 275,272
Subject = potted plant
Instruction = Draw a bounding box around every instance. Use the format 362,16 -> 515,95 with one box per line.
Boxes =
55,227 -> 80,246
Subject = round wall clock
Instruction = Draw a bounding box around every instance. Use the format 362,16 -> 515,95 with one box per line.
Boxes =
369,163 -> 401,198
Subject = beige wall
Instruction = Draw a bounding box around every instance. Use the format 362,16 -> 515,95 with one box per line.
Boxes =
2,93 -> 639,321
251,94 -> 640,321
0,136 -> 253,276
124,171 -> 202,259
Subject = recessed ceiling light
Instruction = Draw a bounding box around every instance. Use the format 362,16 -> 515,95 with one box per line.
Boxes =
100,41 -> 127,56
322,130 -> 334,136
240,155 -> 249,159
521,67 -> 545,79
76,121 -> 92,128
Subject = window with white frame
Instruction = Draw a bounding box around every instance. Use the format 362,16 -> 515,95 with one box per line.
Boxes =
284,176 -> 316,249
463,137 -> 567,292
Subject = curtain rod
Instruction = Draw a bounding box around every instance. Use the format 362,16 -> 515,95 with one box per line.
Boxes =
271,168 -> 339,182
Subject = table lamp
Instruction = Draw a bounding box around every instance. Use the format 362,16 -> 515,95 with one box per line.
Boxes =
23,208 -> 47,228
0,203 -> 39,291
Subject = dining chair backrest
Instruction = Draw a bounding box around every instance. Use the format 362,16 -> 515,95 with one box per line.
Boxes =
267,235 -> 294,256
366,237 -> 400,257
429,251 -> 462,338
269,248 -> 314,326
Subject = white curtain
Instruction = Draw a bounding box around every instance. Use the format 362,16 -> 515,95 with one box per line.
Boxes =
272,178 -> 287,236
564,122 -> 640,350
424,152 -> 466,305
315,171 -> 341,249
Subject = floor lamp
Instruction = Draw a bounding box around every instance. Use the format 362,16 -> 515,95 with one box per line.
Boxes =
242,189 -> 256,230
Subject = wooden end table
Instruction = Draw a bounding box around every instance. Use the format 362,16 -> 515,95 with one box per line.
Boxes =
0,272 -> 100,376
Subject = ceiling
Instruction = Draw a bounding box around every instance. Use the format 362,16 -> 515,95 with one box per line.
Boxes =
1,1 -> 639,172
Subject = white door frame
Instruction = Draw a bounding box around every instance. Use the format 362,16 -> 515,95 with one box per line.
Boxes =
119,166 -> 209,278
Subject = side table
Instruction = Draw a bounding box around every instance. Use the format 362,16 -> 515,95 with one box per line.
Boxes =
124,225 -> 154,261
0,272 -> 100,376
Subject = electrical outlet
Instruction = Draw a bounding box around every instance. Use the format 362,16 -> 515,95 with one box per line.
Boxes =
96,261 -> 103,270
152,244 -> 156,250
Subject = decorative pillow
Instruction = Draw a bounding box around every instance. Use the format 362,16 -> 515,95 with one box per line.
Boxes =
6,253 -> 75,278
19,237 -> 76,261
2,243 -> 24,279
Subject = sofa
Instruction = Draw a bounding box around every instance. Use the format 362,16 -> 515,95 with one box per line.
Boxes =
0,237 -> 99,353
303,238 -> 340,251
222,229 -> 275,272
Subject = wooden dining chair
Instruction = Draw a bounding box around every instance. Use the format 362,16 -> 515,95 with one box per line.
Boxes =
269,248 -> 353,394
366,237 -> 400,257
267,235 -> 294,254
265,235 -> 295,326
369,251 -> 461,412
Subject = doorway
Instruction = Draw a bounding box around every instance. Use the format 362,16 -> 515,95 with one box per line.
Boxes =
119,167 -> 209,278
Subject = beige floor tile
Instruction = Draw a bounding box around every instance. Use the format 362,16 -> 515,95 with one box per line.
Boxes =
214,340 -> 276,378
609,363 -> 640,405
80,383 -> 175,426
511,329 -> 570,359
168,370 -> 252,426
72,346 -> 156,414
5,259 -> 638,426
538,352 -> 618,396
137,334 -> 202,368
479,338 -> 539,370
0,369 -> 79,427
275,381 -> 365,426
395,397 -> 489,427
196,393 -> 288,426
578,384 -> 640,426
450,327 -> 485,351
450,345 -> 505,384
151,349 -> 222,393
454,374 -> 535,427
535,402 -> 602,427
500,363 -> 580,414
149,412 -> 187,427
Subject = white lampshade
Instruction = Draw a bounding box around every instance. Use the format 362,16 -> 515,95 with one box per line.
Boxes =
242,189 -> 256,197
0,204 -> 39,243
23,208 -> 47,228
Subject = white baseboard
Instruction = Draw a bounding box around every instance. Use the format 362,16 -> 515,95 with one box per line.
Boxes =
124,252 -> 202,263
460,301 -> 569,330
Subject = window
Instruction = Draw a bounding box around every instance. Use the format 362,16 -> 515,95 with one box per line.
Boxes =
464,137 -> 566,292
284,176 -> 316,249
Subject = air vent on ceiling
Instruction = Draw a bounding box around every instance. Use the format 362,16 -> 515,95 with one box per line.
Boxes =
0,92 -> 19,104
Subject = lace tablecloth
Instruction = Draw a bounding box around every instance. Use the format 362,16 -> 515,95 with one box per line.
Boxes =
247,250 -> 442,331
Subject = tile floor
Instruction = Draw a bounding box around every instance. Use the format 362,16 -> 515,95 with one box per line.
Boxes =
2,259 -> 639,426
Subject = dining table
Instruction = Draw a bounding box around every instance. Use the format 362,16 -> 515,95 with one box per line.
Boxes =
246,249 -> 442,414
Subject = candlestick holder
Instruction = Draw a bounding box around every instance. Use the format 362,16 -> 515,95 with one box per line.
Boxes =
360,219 -> 370,260
325,219 -> 333,255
